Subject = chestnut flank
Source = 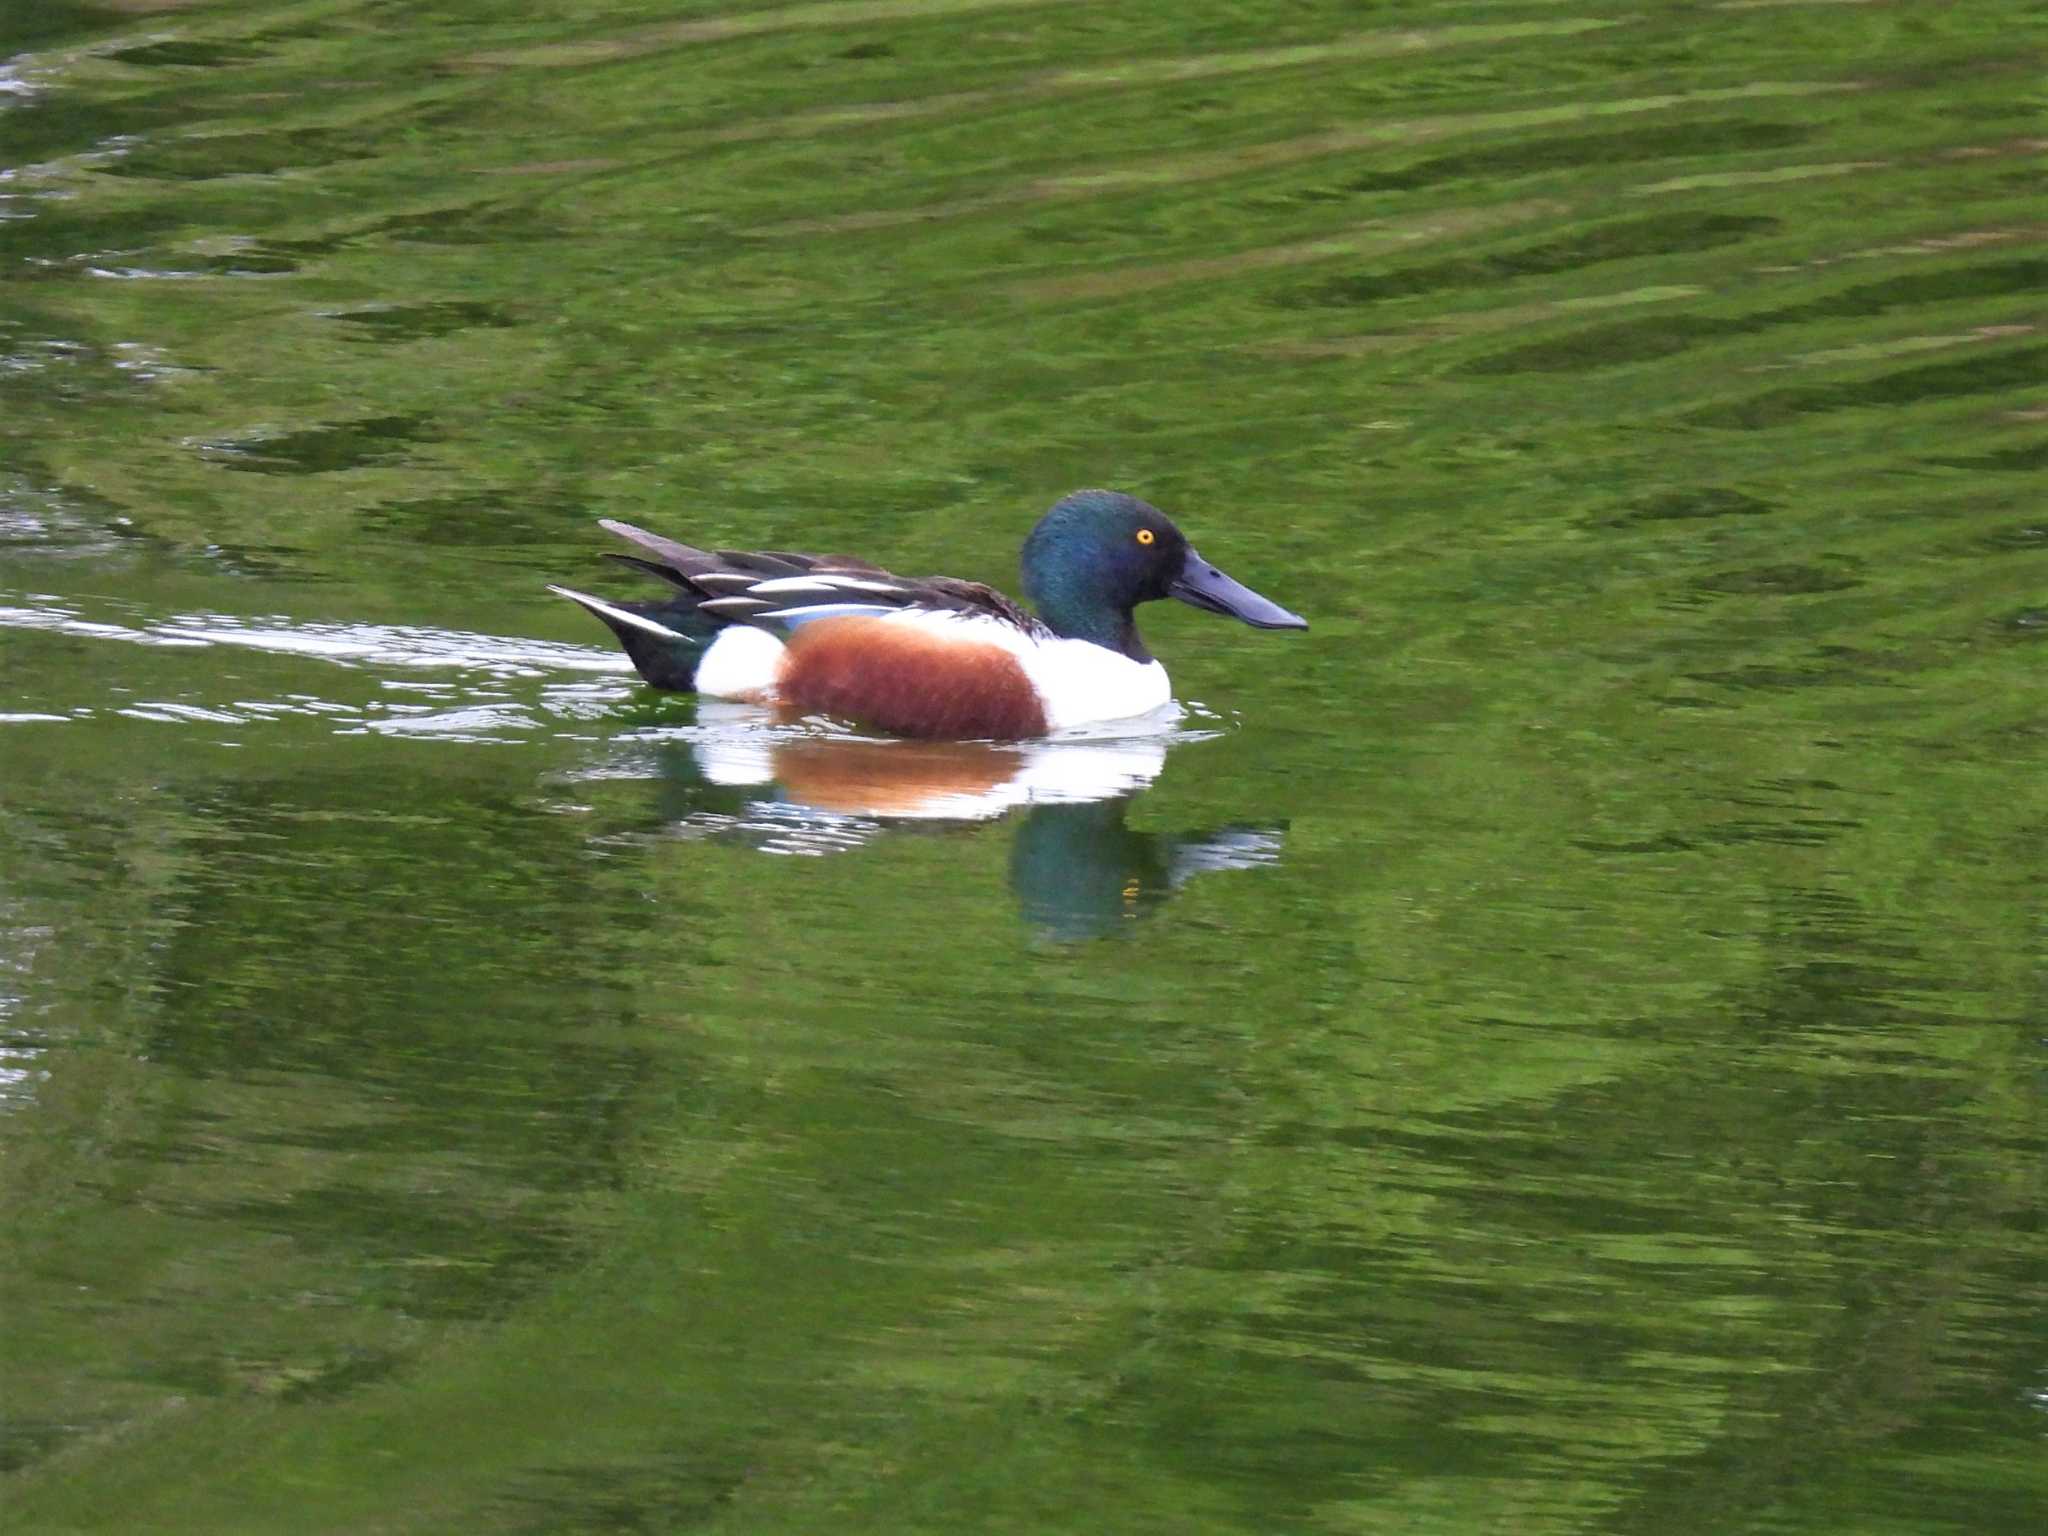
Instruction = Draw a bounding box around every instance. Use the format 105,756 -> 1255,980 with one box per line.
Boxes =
778,617 -> 1049,740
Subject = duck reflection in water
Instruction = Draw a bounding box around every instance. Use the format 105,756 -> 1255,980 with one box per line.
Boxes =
1005,795 -> 1285,941
584,706 -> 1283,938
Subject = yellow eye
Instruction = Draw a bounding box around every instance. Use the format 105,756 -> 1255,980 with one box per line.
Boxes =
1136,528 -> 1156,545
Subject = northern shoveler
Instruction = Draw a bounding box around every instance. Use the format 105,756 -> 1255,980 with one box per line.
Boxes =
548,489 -> 1307,740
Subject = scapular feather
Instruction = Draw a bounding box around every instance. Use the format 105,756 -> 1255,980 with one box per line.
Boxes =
578,520 -> 1051,641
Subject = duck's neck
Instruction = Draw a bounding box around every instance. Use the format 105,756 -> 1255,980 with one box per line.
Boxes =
1037,595 -> 1151,664
1024,557 -> 1154,662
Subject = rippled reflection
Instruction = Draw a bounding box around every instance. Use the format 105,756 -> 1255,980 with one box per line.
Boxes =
1008,796 -> 1284,940
569,713 -> 1284,937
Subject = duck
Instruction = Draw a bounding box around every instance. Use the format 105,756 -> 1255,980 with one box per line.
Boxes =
547,489 -> 1307,740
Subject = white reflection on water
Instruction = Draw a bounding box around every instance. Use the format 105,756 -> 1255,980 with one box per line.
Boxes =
555,707 -> 1284,936
686,701 -> 1180,817
563,704 -> 1223,857
0,590 -> 635,742
0,914 -> 48,1111
0,594 -> 629,674
0,1034 -> 40,1107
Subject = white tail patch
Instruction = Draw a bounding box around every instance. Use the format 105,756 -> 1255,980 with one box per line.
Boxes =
693,623 -> 786,699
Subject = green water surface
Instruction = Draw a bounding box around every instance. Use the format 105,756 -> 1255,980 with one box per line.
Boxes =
2,2 -> 2044,1532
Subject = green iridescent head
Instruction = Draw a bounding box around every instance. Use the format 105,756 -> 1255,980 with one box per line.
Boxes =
1020,490 -> 1307,660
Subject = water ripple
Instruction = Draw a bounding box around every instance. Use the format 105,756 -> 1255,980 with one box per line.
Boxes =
0,592 -> 635,740
0,594 -> 627,675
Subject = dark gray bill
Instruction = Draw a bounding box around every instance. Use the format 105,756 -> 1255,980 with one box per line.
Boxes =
1169,548 -> 1308,630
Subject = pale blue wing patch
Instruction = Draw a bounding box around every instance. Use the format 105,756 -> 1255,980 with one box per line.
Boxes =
757,602 -> 904,626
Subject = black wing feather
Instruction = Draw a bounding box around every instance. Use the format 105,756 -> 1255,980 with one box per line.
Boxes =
603,552 -> 694,587
587,519 -> 1046,636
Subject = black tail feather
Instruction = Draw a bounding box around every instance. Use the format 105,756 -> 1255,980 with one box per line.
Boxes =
549,586 -> 707,691
604,552 -> 695,588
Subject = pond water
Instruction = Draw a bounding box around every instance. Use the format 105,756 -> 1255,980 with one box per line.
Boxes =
3,2 -> 2043,1531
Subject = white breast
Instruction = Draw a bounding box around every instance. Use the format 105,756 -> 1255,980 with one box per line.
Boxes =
1013,637 -> 1170,731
